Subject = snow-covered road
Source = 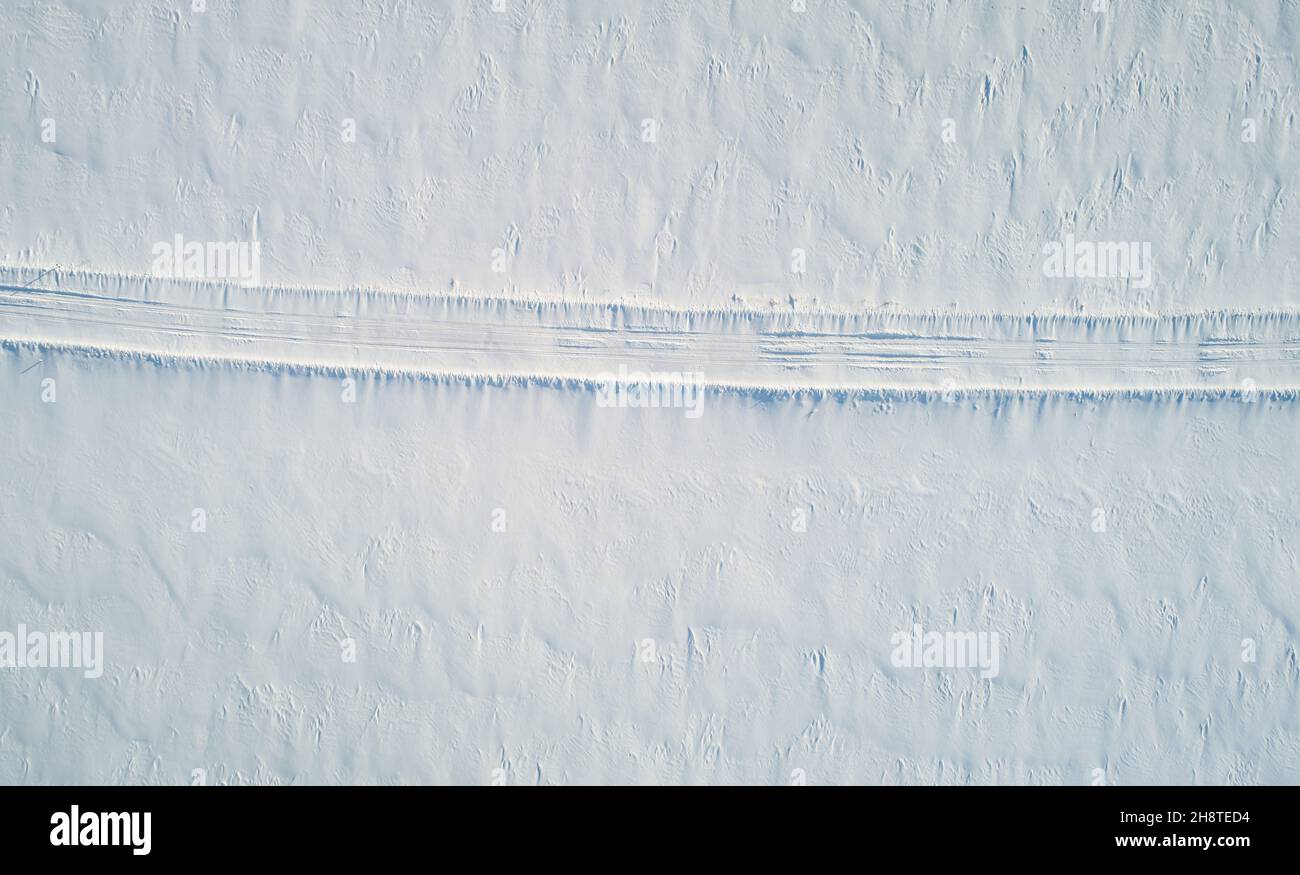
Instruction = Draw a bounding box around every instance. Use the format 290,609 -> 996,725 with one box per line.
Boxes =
5,270 -> 1300,397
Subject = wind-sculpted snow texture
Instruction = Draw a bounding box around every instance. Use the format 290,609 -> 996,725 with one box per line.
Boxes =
3,340 -> 1300,785
3,1 -> 1300,311
2,1 -> 1299,785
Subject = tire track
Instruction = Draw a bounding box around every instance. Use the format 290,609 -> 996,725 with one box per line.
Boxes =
4,279 -> 1300,392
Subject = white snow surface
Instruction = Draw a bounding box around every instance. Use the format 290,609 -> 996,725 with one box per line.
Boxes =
4,333 -> 1300,785
4,0 -> 1300,310
2,1 -> 1300,785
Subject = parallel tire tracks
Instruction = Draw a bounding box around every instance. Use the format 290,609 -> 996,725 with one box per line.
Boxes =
4,279 -> 1300,393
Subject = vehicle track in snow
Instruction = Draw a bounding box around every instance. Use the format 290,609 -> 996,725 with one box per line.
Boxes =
3,271 -> 1300,394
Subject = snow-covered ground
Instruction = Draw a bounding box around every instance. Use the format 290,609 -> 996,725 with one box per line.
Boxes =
4,0 -> 1300,311
4,333 -> 1300,784
2,1 -> 1299,785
